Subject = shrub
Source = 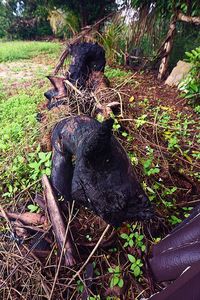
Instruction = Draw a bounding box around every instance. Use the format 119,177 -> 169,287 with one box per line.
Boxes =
179,47 -> 200,103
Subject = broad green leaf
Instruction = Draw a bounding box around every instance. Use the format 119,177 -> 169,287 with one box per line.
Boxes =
128,254 -> 136,263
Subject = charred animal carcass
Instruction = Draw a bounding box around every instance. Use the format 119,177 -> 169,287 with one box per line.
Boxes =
68,42 -> 106,87
51,115 -> 153,226
44,42 -> 106,108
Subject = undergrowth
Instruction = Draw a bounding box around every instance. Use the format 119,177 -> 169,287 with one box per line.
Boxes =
0,82 -> 51,200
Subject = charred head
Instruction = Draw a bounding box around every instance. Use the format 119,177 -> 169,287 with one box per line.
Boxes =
51,116 -> 154,226
44,42 -> 106,110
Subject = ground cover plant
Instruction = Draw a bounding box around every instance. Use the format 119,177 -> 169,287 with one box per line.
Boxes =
0,41 -> 200,299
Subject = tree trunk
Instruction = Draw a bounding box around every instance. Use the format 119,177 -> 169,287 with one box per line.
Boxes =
158,17 -> 177,80
157,10 -> 200,80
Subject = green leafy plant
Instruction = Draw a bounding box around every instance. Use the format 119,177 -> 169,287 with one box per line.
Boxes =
28,148 -> 51,180
27,204 -> 40,213
169,215 -> 182,225
182,207 -> 193,218
121,232 -> 134,247
105,66 -> 132,80
142,146 -> 160,176
179,47 -> 200,101
135,114 -> 148,128
121,226 -> 146,252
76,280 -> 84,293
128,152 -> 138,166
88,296 -> 101,300
128,254 -> 143,277
108,266 -> 124,288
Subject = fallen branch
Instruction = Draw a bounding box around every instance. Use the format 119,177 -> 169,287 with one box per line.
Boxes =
49,201 -> 75,300
42,174 -> 76,266
0,211 -> 47,226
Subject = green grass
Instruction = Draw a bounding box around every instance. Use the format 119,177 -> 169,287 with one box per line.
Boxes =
0,41 -> 61,63
105,66 -> 132,79
0,83 -> 49,198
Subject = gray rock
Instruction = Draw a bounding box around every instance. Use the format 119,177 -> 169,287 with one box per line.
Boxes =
165,60 -> 192,87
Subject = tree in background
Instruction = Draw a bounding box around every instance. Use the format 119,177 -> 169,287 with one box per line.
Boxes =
126,0 -> 200,78
0,0 -> 117,39
49,0 -> 117,28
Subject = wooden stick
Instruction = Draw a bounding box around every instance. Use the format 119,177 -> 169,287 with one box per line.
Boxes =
49,201 -> 75,300
0,211 -> 47,226
64,79 -> 84,96
67,224 -> 110,286
42,175 -> 76,266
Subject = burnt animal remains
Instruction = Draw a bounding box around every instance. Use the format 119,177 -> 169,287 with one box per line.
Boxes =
51,115 -> 153,226
44,42 -> 106,108
68,42 -> 106,87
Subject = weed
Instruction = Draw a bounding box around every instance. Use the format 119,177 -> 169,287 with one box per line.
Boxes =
179,47 -> 200,101
120,225 -> 146,252
105,66 -> 132,80
0,83 -> 49,197
182,206 -> 193,218
108,266 -> 124,288
128,254 -> 143,278
86,234 -> 92,241
169,215 -> 182,225
76,280 -> 84,293
121,232 -> 134,247
142,146 -> 160,176
88,296 -> 101,300
27,204 -> 40,213
128,152 -> 138,166
135,114 -> 148,128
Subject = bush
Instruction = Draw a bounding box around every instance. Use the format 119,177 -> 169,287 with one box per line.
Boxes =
179,47 -> 200,103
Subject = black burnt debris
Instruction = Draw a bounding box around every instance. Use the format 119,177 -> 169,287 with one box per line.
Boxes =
68,42 -> 106,87
147,262 -> 200,300
44,42 -> 106,109
51,115 -> 153,226
149,204 -> 200,282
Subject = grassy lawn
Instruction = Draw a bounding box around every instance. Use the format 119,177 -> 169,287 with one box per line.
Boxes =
0,41 -> 61,199
0,40 -> 61,62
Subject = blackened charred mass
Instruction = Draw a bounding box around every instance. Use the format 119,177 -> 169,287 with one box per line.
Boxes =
51,116 -> 153,226
44,42 -> 106,107
68,42 -> 106,87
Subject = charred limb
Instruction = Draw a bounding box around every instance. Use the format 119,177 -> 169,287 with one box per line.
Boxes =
50,116 -> 154,226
